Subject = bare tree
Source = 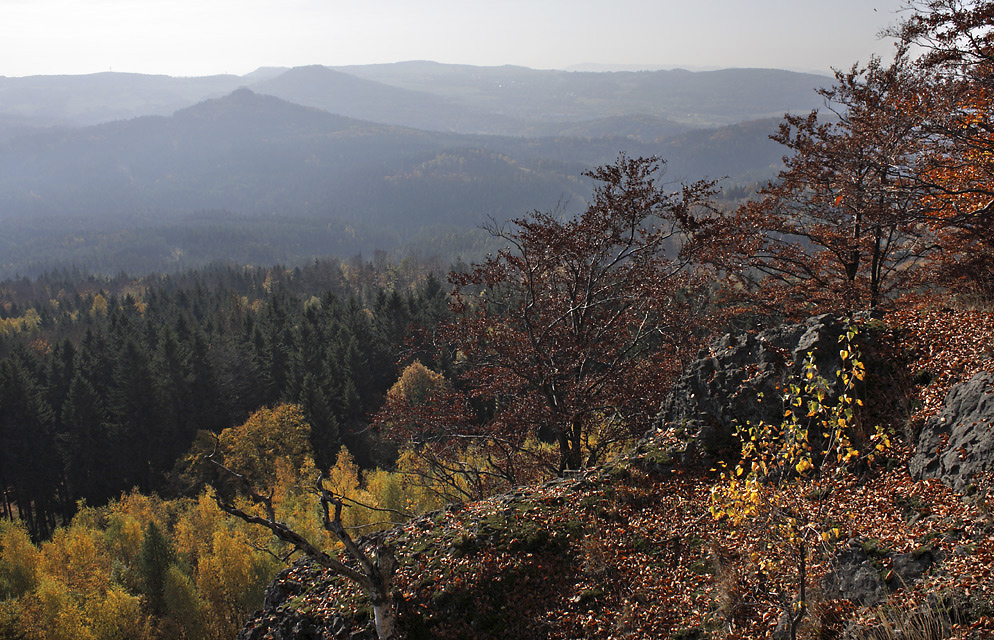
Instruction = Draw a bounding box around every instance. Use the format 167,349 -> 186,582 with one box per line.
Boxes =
210,453 -> 401,640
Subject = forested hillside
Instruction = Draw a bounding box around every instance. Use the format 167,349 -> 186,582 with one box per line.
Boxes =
0,258 -> 456,536
3,2 -> 994,640
0,64 -> 827,134
0,88 -> 785,279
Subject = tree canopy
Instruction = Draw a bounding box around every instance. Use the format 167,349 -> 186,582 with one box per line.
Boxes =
387,155 -> 720,475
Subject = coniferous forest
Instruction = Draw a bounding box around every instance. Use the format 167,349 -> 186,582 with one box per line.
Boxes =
0,258 -> 460,531
0,258 -> 461,638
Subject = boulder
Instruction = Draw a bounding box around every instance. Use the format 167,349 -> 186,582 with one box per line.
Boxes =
909,372 -> 994,494
773,542 -> 941,640
659,314 -> 848,464
821,540 -> 942,606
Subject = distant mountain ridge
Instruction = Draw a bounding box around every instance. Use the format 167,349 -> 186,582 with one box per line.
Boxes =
0,86 -> 786,276
0,87 -> 784,221
330,62 -> 829,127
0,61 -> 816,276
0,62 -> 828,137
0,71 -> 246,126
249,65 -> 518,134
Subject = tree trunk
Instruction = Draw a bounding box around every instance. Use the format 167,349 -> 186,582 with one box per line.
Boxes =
212,458 -> 402,640
372,599 -> 397,640
370,544 -> 399,639
557,415 -> 584,473
788,540 -> 807,640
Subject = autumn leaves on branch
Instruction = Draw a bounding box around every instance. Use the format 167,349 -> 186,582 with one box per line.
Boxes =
696,1 -> 994,312
374,2 -> 994,491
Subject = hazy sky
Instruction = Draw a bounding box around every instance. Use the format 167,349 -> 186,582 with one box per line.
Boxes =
1,0 -> 909,78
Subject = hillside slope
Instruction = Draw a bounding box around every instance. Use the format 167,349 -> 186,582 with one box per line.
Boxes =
240,307 -> 994,640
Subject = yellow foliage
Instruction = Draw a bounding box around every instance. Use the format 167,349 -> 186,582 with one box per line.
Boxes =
169,489 -> 285,639
218,404 -> 312,488
194,528 -> 277,638
395,443 -> 500,506
395,445 -> 463,508
20,576 -> 93,640
0,519 -> 41,598
102,521 -> 142,582
90,294 -> 108,318
172,491 -> 226,570
322,447 -> 379,531
16,579 -> 150,640
0,308 -> 42,339
394,433 -> 555,507
85,586 -> 150,640
0,485 -> 290,640
365,469 -> 406,517
161,565 -> 207,640
387,360 -> 447,406
40,526 -> 111,597
709,319 -> 890,629
269,456 -> 329,549
324,446 -> 361,498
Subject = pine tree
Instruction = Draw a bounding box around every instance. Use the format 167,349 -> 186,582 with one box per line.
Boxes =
138,521 -> 176,616
107,339 -> 161,490
300,372 -> 340,470
59,373 -> 110,506
0,359 -> 60,538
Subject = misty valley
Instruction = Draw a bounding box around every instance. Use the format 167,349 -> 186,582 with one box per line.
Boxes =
0,63 -> 820,278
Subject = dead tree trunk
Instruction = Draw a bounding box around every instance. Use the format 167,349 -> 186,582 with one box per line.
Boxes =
210,457 -> 400,639
317,479 -> 399,639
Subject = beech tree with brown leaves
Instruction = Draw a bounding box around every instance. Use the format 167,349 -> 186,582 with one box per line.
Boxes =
704,53 -> 939,312
894,0 -> 994,72
437,155 -> 719,474
891,0 -> 994,295
693,3 -> 994,310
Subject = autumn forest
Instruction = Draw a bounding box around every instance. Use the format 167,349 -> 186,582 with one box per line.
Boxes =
3,1 -> 994,639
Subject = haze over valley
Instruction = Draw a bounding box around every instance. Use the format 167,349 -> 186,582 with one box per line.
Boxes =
0,62 -> 831,276
0,0 -> 911,276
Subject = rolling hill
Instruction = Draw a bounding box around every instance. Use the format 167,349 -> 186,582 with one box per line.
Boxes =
0,62 -> 812,276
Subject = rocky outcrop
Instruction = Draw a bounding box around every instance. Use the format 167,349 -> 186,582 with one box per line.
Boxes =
773,540 -> 944,640
659,314 -> 849,464
909,372 -> 994,493
239,313 -> 994,640
238,563 -> 372,640
239,610 -> 351,640
821,539 -> 942,606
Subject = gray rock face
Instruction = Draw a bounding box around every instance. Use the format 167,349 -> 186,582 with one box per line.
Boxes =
239,613 -> 345,640
821,541 -> 942,606
660,314 -> 847,464
909,372 -> 994,493
772,542 -> 941,640
822,547 -> 891,606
